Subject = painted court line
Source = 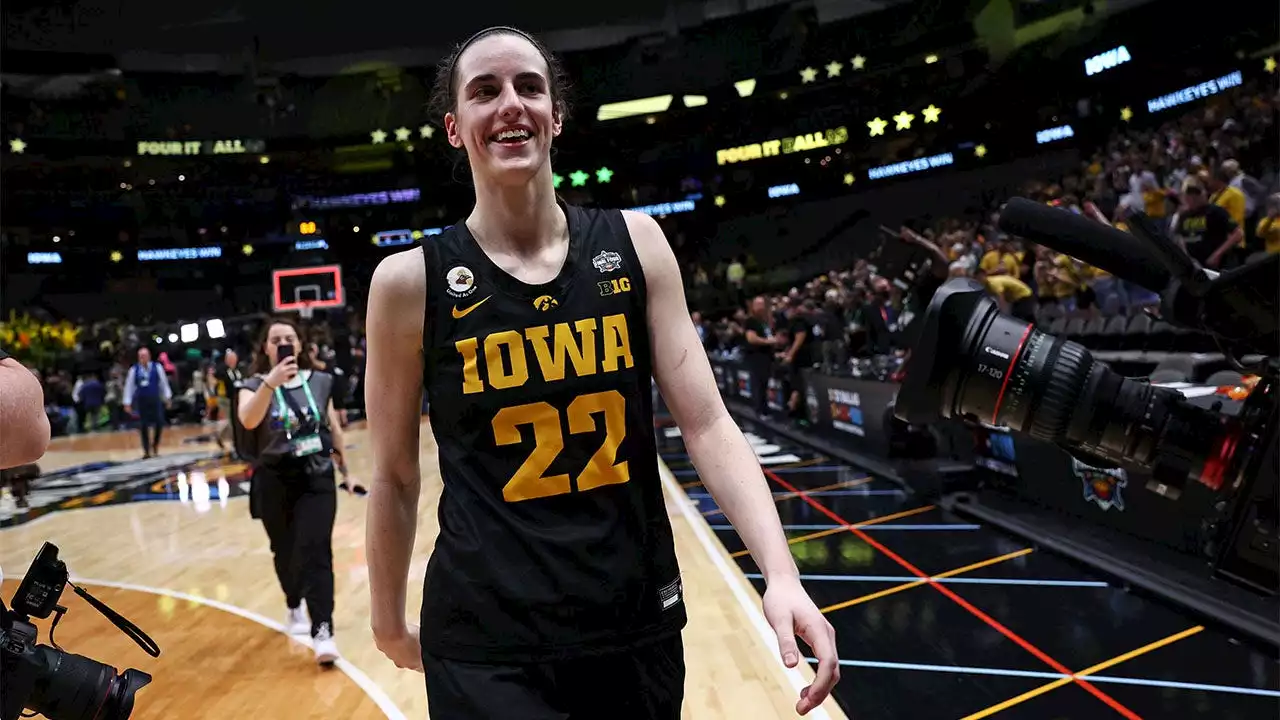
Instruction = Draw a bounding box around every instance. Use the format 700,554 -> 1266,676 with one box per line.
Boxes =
801,657 -> 1280,698
728,504 -> 937,559
697,477 -> 874,518
745,573 -> 1108,588
820,549 -> 1033,614
765,469 -> 1140,720
657,458 -> 833,720
62,576 -> 407,720
712,523 -> 980,531
961,626 -> 1205,720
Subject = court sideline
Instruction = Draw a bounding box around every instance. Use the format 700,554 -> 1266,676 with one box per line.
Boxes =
0,420 -> 844,719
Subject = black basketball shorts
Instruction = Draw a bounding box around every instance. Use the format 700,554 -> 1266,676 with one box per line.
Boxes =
423,633 -> 685,720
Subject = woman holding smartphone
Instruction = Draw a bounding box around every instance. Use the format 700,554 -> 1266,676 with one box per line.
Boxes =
237,317 -> 346,666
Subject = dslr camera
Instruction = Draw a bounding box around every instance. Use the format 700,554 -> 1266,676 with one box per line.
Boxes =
897,199 -> 1278,592
1,543 -> 158,720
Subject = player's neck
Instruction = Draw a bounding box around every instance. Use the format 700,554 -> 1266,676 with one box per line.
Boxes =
468,173 -> 564,256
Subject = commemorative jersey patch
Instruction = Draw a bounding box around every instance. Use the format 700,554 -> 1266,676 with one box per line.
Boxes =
446,265 -> 478,298
593,250 -> 623,273
658,576 -> 683,610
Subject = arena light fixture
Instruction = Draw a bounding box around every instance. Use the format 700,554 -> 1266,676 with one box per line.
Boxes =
682,95 -> 708,108
206,319 -> 226,339
925,54 -> 939,64
180,323 -> 199,343
168,333 -> 179,343
733,79 -> 756,97
596,95 -> 674,122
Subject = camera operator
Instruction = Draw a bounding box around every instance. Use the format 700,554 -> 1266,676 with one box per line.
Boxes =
236,317 -> 344,666
0,347 -> 50,469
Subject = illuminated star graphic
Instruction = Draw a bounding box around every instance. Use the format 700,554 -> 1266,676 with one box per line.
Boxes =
569,170 -> 589,187
394,127 -> 411,142
553,173 -> 564,189
8,138 -> 26,154
596,167 -> 613,183
867,117 -> 888,137
893,111 -> 915,130
825,61 -> 843,78
922,105 -> 942,123
419,125 -> 435,139
974,144 -> 988,158
714,195 -> 726,207
110,250 -> 123,263
843,173 -> 855,186
371,129 -> 388,144
851,55 -> 866,70
1120,107 -> 1133,122
800,67 -> 818,83
1265,57 -> 1276,74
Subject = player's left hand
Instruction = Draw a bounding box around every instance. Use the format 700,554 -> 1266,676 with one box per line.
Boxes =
763,575 -> 840,715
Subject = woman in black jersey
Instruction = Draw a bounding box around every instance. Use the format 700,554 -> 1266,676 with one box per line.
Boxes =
237,317 -> 346,666
364,27 -> 838,718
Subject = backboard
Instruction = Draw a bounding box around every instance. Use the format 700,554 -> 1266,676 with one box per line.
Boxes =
272,264 -> 344,312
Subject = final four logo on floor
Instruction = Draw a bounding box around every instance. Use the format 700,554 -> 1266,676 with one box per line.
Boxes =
1072,458 -> 1128,511
593,250 -> 623,273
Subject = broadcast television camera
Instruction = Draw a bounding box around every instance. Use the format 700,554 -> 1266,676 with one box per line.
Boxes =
1,543 -> 159,720
896,198 -> 1278,595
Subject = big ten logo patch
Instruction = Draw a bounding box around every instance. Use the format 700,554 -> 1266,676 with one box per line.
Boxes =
1072,458 -> 1128,511
597,277 -> 631,297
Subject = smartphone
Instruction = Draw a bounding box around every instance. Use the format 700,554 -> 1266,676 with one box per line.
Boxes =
277,343 -> 295,361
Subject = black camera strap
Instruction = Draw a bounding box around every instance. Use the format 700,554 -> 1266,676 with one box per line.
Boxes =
69,582 -> 161,658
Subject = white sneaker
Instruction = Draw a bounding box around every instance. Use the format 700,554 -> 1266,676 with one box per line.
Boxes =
286,606 -> 309,635
313,622 -> 339,666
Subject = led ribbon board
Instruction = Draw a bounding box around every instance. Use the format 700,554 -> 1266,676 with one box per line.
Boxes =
866,152 -> 954,180
292,189 -> 421,210
137,246 -> 223,261
768,183 -> 800,198
1147,71 -> 1242,113
628,200 -> 696,216
716,127 -> 849,165
27,252 -> 62,264
1085,46 -> 1132,76
136,139 -> 265,156
1036,125 -> 1075,144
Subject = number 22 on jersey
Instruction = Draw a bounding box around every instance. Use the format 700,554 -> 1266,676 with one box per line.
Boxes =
492,390 -> 630,502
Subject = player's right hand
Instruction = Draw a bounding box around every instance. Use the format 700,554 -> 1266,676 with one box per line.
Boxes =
374,622 -> 424,673
264,356 -> 298,389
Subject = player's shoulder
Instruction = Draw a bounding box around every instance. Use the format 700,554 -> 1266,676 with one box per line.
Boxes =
370,245 -> 426,297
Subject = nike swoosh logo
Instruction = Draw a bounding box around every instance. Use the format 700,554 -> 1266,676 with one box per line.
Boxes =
452,295 -> 491,319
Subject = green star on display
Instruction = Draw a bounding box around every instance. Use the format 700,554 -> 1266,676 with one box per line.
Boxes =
570,170 -> 590,187
596,167 -> 613,183
553,173 -> 564,189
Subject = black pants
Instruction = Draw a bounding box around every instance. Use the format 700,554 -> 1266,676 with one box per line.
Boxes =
137,400 -> 164,455
423,634 -> 684,720
256,460 -> 337,636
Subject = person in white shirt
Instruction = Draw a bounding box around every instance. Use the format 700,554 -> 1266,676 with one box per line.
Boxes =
122,346 -> 173,458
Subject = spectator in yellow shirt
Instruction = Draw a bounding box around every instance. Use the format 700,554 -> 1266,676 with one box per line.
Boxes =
1207,167 -> 1247,233
1256,193 -> 1280,256
977,268 -> 1037,322
979,238 -> 1020,276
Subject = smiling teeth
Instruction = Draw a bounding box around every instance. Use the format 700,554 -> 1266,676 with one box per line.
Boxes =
496,129 -> 530,141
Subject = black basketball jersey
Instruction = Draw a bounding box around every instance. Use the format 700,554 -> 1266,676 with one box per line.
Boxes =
418,202 -> 686,663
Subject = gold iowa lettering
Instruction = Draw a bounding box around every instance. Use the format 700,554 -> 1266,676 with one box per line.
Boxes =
454,313 -> 634,394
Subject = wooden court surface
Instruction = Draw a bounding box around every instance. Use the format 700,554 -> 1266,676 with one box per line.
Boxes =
0,423 -> 846,720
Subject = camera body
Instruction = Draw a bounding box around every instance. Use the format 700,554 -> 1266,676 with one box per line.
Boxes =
896,203 -> 1279,600
1,543 -> 153,720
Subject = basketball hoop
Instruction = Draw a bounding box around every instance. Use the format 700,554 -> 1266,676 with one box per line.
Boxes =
298,301 -> 315,321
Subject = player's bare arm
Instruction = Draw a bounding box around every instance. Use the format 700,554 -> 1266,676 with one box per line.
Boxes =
624,210 -> 840,715
365,246 -> 428,672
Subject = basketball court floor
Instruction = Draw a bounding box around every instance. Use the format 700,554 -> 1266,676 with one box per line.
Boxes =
3,415 -> 1277,718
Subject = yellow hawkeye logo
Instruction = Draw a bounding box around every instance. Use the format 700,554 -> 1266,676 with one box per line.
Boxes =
452,295 -> 491,319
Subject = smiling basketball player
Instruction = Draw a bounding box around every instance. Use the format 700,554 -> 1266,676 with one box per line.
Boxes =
363,26 -> 839,719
